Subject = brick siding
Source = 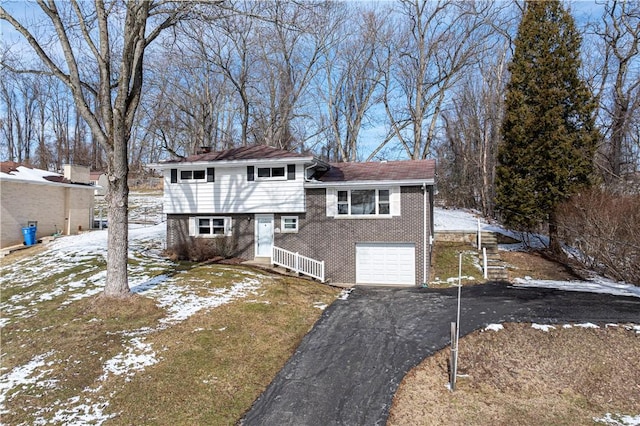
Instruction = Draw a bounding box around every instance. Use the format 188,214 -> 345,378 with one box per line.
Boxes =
275,187 -> 431,285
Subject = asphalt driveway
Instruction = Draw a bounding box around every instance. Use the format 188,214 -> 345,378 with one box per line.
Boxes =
241,283 -> 640,425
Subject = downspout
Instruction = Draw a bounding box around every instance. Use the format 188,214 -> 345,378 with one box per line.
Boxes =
304,162 -> 318,182
422,182 -> 428,287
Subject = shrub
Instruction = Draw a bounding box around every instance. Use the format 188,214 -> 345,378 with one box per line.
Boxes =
557,188 -> 640,285
166,236 -> 238,262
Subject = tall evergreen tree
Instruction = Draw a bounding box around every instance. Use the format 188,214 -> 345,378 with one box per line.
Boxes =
496,0 -> 599,254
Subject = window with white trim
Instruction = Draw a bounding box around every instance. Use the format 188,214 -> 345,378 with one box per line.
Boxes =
281,216 -> 298,233
336,189 -> 391,216
193,217 -> 231,237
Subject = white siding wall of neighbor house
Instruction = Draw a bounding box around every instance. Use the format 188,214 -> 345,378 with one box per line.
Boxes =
163,164 -> 306,214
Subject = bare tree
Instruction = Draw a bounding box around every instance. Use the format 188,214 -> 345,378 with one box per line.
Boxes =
370,0 -> 499,160
590,0 -> 640,183
250,1 -> 336,150
0,76 -> 17,161
0,71 -> 40,162
1,0 -> 187,297
186,2 -> 257,147
321,6 -> 391,162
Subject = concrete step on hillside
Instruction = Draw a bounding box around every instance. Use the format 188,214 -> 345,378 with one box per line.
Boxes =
479,232 -> 508,280
480,235 -> 498,247
486,265 -> 509,280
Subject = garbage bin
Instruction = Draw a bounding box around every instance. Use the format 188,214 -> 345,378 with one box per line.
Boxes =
22,226 -> 37,246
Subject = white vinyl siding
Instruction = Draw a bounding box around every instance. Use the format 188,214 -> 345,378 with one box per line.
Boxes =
164,164 -> 306,214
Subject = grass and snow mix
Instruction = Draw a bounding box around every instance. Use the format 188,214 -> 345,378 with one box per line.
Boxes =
1,201 -> 338,424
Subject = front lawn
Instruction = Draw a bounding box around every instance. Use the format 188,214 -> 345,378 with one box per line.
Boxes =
0,226 -> 339,424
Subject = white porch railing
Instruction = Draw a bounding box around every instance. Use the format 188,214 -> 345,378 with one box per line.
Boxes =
272,246 -> 325,283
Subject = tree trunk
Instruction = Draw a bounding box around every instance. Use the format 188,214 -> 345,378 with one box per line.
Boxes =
104,127 -> 130,298
548,210 -> 563,255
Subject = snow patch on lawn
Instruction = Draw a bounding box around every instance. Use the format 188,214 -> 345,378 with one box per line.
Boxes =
594,413 -> 640,426
484,323 -> 504,332
100,337 -> 158,382
532,324 -> 556,332
0,351 -> 57,414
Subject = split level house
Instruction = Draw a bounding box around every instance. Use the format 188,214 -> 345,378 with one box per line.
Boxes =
151,145 -> 436,287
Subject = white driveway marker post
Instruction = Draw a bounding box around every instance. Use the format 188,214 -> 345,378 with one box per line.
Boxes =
452,252 -> 463,391
483,247 -> 488,279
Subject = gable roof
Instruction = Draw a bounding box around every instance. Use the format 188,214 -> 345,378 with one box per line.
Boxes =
147,145 -> 436,185
312,159 -> 436,185
161,145 -> 315,165
0,162 -> 93,188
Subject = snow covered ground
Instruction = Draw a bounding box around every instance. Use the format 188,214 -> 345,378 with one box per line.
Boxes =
1,200 -> 637,424
434,207 -> 640,299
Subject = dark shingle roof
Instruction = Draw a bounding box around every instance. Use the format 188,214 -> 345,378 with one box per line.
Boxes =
0,161 -> 23,174
164,145 -> 312,163
316,159 -> 436,182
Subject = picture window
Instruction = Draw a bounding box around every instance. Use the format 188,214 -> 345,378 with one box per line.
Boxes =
336,189 -> 392,216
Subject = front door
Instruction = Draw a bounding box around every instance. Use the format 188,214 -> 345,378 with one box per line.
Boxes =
255,214 -> 274,258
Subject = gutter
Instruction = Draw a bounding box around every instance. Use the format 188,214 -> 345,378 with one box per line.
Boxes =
304,161 -> 318,182
305,178 -> 435,188
147,156 -> 321,170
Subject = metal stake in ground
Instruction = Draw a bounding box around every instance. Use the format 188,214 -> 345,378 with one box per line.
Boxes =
450,252 -> 463,391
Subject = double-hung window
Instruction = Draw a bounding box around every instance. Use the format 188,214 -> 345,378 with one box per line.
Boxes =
337,189 -> 391,216
193,217 -> 231,237
281,216 -> 299,233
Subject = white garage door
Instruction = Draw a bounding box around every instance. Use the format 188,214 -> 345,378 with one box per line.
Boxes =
355,243 -> 416,286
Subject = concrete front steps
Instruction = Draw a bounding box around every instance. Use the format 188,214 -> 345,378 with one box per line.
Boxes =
480,231 -> 509,281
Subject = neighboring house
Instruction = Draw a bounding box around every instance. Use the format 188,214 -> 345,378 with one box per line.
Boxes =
0,163 -> 95,248
150,145 -> 436,287
90,171 -> 108,196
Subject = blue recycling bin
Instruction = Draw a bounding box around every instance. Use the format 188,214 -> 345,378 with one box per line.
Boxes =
22,226 -> 37,246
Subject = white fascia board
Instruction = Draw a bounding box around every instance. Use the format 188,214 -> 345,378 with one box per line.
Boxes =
147,157 -> 317,170
304,178 -> 435,188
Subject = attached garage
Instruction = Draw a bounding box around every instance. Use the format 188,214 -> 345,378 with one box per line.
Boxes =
355,243 -> 416,286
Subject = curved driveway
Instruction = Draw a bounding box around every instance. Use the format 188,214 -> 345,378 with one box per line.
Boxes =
242,283 -> 640,426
